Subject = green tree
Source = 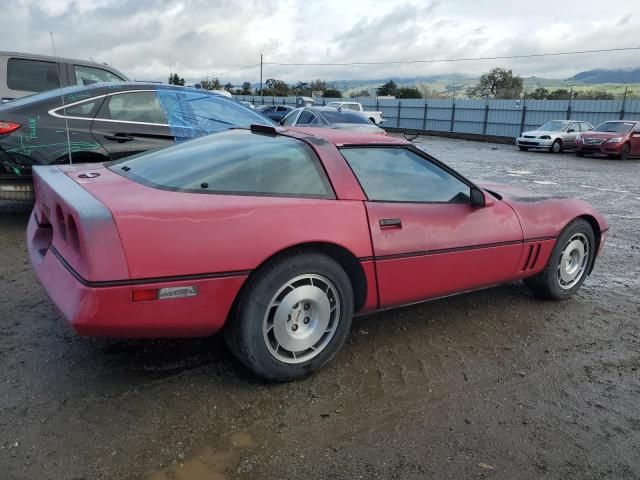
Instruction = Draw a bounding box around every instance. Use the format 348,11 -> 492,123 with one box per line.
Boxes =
397,87 -> 422,99
309,79 -> 327,93
168,73 -> 185,86
324,88 -> 342,98
528,87 -> 550,100
468,68 -> 523,99
292,81 -> 310,96
200,78 -> 222,90
264,79 -> 290,96
376,80 -> 398,97
547,89 -> 571,100
350,89 -> 370,98
224,82 -> 234,93
241,82 -> 253,95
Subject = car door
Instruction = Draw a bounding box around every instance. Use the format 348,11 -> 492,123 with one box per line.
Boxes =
295,110 -> 319,126
91,90 -> 174,159
630,124 -> 640,155
340,146 -> 524,307
563,122 -> 580,148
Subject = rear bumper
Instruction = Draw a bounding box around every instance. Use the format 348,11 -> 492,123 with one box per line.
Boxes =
28,211 -> 247,337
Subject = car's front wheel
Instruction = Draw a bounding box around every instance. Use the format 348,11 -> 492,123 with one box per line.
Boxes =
225,250 -> 354,381
518,146 -> 529,151
620,143 -> 631,160
524,219 -> 595,300
550,139 -> 562,153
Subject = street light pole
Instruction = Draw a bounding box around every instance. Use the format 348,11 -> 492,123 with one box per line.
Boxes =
260,53 -> 263,97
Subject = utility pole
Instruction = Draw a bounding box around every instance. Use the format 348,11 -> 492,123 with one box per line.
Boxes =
260,53 -> 263,97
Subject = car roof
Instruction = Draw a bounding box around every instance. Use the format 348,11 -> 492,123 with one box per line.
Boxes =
284,126 -> 408,147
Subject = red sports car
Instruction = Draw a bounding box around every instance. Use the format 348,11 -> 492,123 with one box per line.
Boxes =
28,125 -> 608,381
575,120 -> 640,159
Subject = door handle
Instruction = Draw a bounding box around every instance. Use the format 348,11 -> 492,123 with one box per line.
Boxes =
379,218 -> 402,229
104,134 -> 135,142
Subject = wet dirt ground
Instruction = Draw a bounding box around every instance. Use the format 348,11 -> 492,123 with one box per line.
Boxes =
1,135 -> 639,479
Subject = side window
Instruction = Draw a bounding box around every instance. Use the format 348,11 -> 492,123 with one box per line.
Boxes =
97,92 -> 167,124
344,104 -> 360,111
581,123 -> 592,132
64,99 -> 100,118
281,110 -> 299,126
341,147 -> 471,203
568,122 -> 579,133
7,58 -> 60,92
297,111 -> 317,125
276,106 -> 288,112
74,65 -> 123,86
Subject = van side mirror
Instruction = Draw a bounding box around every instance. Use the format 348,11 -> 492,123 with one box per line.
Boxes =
470,187 -> 486,207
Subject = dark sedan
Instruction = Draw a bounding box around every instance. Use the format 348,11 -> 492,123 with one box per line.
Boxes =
0,82 -> 274,200
280,107 -> 386,135
255,104 -> 295,122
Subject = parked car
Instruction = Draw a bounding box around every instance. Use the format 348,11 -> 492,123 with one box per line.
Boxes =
516,120 -> 593,153
326,101 -> 385,125
281,107 -> 386,134
28,124 -> 607,381
256,104 -> 295,122
0,82 -> 274,200
1,51 -> 128,102
575,121 -> 640,160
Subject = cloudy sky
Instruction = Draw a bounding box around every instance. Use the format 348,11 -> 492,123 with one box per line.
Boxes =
2,0 -> 638,85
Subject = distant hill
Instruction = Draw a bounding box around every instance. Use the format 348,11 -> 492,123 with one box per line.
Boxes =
568,68 -> 640,84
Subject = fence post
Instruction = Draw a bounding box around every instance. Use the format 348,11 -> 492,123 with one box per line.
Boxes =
397,101 -> 402,128
483,101 -> 489,135
450,101 -> 456,132
520,105 -> 527,135
376,98 -> 380,111
566,103 -> 571,120
422,100 -> 428,131
272,98 -> 275,105
282,97 -> 285,105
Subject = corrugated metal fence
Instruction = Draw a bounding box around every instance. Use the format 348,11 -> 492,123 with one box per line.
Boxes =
235,95 -> 640,139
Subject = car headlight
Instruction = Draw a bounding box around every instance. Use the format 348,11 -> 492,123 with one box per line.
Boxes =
606,137 -> 623,143
576,134 -> 582,142
539,135 -> 551,139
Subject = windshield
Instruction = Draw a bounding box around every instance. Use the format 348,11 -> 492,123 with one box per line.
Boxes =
320,110 -> 370,125
538,121 -> 569,132
594,122 -> 634,134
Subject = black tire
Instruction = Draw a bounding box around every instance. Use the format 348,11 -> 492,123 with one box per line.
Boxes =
550,139 -> 562,153
225,250 -> 354,381
524,219 -> 595,300
518,146 -> 529,151
620,143 -> 630,160
575,151 -> 585,157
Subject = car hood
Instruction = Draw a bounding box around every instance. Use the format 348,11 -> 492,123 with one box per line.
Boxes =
579,131 -> 626,139
479,182 -> 608,240
521,130 -> 561,137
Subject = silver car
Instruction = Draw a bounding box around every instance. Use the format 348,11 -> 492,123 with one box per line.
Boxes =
516,120 -> 594,153
280,106 -> 386,135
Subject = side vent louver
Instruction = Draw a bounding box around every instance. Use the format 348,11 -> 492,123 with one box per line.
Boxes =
522,243 -> 542,271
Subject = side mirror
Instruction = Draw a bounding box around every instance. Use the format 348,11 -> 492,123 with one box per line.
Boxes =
470,187 -> 486,208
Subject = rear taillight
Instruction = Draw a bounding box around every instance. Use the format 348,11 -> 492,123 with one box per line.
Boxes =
0,122 -> 20,134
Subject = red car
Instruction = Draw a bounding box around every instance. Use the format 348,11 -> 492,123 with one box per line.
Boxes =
28,125 -> 608,381
575,120 -> 640,159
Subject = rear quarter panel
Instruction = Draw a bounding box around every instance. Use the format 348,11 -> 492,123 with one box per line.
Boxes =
76,168 -> 373,279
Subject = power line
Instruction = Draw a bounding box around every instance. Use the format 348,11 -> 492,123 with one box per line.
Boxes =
262,46 -> 640,67
208,63 -> 261,78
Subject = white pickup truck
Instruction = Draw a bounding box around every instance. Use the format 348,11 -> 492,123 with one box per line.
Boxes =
326,101 -> 384,125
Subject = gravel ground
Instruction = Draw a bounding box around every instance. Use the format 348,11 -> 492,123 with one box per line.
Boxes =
1,135 -> 639,480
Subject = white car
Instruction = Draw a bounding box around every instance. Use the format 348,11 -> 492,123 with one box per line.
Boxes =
326,101 -> 384,125
516,120 -> 594,153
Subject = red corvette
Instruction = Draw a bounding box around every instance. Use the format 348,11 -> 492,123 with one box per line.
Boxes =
28,125 -> 608,381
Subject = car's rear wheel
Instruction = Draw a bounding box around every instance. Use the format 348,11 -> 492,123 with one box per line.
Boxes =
518,146 -> 529,151
225,250 -> 353,381
620,143 -> 630,160
550,139 -> 562,153
524,219 -> 595,300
